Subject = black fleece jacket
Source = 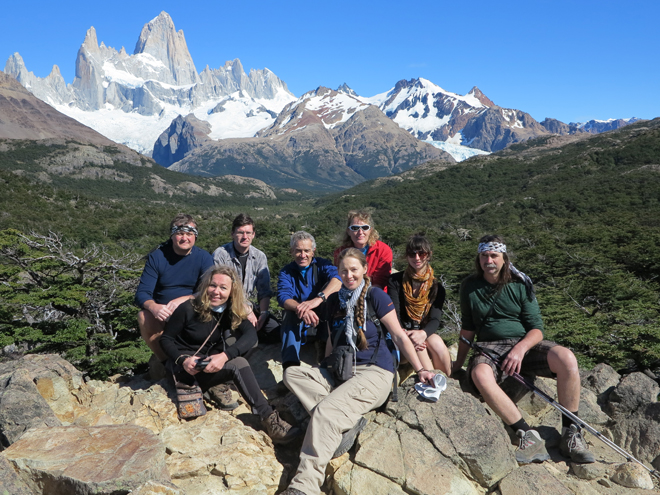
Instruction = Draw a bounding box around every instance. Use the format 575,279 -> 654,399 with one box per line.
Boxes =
161,300 -> 257,363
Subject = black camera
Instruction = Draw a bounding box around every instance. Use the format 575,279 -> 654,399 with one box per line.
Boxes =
195,358 -> 211,371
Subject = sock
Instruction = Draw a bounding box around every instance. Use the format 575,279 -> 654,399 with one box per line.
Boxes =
508,418 -> 531,433
563,412 -> 578,429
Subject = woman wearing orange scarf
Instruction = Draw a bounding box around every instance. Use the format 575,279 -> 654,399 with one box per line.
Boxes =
387,234 -> 451,375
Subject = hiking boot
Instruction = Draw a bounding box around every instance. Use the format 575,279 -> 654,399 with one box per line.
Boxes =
333,416 -> 368,458
206,383 -> 239,411
515,429 -> 550,464
262,410 -> 301,444
560,424 -> 595,463
280,488 -> 307,495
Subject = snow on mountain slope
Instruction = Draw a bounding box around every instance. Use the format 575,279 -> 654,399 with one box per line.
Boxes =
4,12 -> 295,156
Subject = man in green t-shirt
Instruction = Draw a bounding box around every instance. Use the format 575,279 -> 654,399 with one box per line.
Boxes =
452,235 -> 594,465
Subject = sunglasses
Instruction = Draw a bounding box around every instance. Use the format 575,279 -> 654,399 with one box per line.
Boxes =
349,225 -> 371,232
407,250 -> 429,259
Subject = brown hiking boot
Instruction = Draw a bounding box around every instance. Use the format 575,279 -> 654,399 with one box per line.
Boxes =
206,383 -> 239,411
262,410 -> 301,444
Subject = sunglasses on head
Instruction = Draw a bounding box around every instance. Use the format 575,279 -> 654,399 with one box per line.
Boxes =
349,225 -> 371,232
407,250 -> 429,259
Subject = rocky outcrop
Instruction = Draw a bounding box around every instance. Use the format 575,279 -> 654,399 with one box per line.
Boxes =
1,353 -> 659,494
3,425 -> 171,494
460,106 -> 551,152
153,114 -> 212,167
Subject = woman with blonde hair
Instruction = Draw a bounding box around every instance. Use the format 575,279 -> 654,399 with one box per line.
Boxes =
388,234 -> 451,375
333,210 -> 392,290
280,248 -> 435,495
161,265 -> 299,443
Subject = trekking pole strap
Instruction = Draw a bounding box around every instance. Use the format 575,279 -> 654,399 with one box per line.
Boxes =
459,336 -> 660,480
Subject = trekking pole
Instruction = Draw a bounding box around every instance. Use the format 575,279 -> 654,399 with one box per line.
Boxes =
460,336 -> 660,481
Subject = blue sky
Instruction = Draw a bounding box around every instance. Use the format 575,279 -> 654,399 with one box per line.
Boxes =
2,0 -> 658,123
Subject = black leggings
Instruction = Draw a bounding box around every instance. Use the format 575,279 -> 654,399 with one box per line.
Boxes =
175,356 -> 272,419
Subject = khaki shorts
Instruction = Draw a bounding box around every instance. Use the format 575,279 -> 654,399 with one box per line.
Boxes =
467,338 -> 559,382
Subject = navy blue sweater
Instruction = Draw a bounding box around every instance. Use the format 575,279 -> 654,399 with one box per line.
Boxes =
135,241 -> 214,308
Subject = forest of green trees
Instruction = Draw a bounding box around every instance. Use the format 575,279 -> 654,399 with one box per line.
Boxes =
1,119 -> 659,379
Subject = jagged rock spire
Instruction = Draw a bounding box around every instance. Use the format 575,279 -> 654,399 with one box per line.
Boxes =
134,11 -> 199,85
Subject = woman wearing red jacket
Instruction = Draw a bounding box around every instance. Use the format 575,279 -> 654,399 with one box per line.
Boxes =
333,210 -> 392,290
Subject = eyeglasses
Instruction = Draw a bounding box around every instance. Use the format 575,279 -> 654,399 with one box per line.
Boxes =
407,251 -> 429,259
349,225 -> 371,232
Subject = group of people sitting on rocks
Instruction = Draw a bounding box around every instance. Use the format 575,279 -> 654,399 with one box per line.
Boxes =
135,211 -> 594,495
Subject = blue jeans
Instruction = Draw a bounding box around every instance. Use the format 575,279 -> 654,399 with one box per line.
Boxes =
281,310 -> 318,367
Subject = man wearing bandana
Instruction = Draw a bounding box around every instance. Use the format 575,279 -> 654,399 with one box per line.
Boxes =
135,214 -> 214,363
452,234 -> 594,465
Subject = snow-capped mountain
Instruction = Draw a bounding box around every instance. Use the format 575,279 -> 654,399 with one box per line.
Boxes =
165,86 -> 453,190
360,78 -> 553,152
4,12 -> 295,155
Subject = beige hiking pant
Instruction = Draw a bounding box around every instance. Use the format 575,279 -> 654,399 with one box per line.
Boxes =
283,364 -> 393,495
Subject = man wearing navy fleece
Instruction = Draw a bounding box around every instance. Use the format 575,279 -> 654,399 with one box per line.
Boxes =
135,214 -> 214,362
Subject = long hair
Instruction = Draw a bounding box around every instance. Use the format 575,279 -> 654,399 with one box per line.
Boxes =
193,265 -> 248,328
337,247 -> 370,350
338,210 -> 380,249
473,234 -> 512,293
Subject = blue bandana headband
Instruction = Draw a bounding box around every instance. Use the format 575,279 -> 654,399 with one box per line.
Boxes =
478,242 -> 506,253
171,224 -> 199,237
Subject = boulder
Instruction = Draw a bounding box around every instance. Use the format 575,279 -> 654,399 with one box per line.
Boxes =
160,410 -> 284,493
387,378 -> 517,487
353,416 -> 479,494
605,372 -> 659,418
0,367 -> 61,448
610,462 -> 655,490
581,363 -> 621,404
2,424 -> 170,494
0,455 -> 33,494
611,402 -> 660,470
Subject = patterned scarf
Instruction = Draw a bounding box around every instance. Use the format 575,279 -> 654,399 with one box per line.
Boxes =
403,264 -> 434,323
338,279 -> 368,351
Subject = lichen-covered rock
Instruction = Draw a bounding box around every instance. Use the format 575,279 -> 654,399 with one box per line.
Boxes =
611,402 -> 660,470
605,373 -> 659,418
581,363 -> 621,404
332,460 -> 408,495
0,367 -> 61,448
160,410 -> 284,493
353,417 -> 479,494
0,455 -> 33,494
387,378 -> 517,487
2,424 -> 170,494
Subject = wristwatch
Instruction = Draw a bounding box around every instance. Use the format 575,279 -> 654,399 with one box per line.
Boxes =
317,292 -> 326,302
